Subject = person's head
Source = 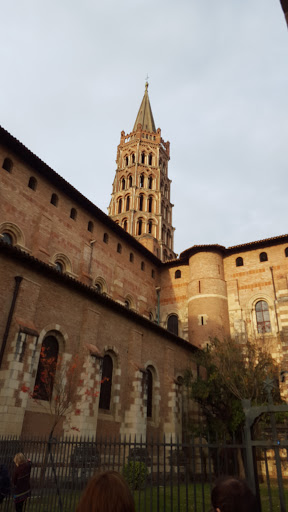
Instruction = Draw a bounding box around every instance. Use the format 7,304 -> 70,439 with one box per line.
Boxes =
211,477 -> 257,512
76,470 -> 135,512
13,453 -> 27,467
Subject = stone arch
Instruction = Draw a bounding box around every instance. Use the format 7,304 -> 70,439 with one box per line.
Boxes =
94,276 -> 107,294
247,293 -> 275,338
51,253 -> 73,274
124,294 -> 135,310
0,221 -> 25,248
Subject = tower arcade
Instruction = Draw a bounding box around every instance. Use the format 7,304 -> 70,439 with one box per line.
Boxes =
108,83 -> 176,262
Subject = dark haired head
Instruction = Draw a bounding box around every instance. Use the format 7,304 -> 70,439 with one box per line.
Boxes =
76,470 -> 135,512
211,477 -> 257,512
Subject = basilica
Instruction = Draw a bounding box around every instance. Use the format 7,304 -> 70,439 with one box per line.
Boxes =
0,84 -> 287,438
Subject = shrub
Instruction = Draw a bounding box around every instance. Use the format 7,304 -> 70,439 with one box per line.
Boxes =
123,461 -> 148,490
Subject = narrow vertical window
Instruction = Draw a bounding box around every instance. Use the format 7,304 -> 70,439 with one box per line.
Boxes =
28,176 -> 37,190
118,198 -> 122,214
139,195 -> 144,211
146,368 -> 153,418
126,196 -> 130,211
140,174 -> 144,188
148,196 -> 153,213
50,193 -> 58,206
138,219 -> 142,235
99,355 -> 113,410
88,221 -> 94,233
148,153 -> 153,166
33,336 -> 59,401
167,314 -> 179,336
141,153 -> 145,164
70,208 -> 77,220
2,158 -> 13,173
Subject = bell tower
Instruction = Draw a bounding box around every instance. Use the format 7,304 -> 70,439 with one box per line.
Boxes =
108,83 -> 176,262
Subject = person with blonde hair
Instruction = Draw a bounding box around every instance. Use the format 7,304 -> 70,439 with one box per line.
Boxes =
77,470 -> 135,512
13,453 -> 31,512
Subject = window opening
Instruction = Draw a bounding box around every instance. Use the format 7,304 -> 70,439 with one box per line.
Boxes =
103,233 -> 109,243
55,261 -> 64,273
50,193 -> 58,207
148,154 -> 152,166
148,176 -> 153,189
88,221 -> 94,233
2,158 -> 13,173
33,336 -> 59,401
2,232 -> 13,245
141,153 -> 145,164
140,174 -> 144,188
70,208 -> 77,220
99,355 -> 113,410
141,261 -> 145,271
126,196 -> 130,211
129,253 -> 134,263
28,176 -> 37,190
148,197 -> 153,213
255,300 -> 271,333
260,252 -> 268,262
123,219 -> 128,232
139,195 -> 144,211
138,219 -> 142,235
146,368 -> 153,418
236,257 -> 243,267
117,243 -> 122,254
167,314 -> 179,336
175,270 -> 181,279
118,199 -> 122,214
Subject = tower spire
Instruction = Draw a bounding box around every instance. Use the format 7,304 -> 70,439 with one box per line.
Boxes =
133,82 -> 156,132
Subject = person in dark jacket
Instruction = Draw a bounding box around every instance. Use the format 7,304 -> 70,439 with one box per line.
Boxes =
0,463 -> 11,504
13,453 -> 31,512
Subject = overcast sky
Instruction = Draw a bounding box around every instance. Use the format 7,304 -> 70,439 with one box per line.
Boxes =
1,1 -> 287,255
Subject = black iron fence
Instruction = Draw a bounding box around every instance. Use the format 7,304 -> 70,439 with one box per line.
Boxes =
0,434 -> 287,511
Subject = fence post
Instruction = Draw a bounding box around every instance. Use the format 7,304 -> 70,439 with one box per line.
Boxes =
242,399 -> 261,512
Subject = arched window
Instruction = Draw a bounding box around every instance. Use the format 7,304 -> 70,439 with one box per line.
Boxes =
126,196 -> 130,211
148,176 -> 153,189
163,250 -> 167,261
95,283 -> 102,293
2,158 -> 13,173
285,247 -> 288,258
148,196 -> 153,213
132,154 -> 135,164
146,368 -> 153,418
70,208 -> 77,220
141,261 -> 145,271
141,153 -> 145,164
50,193 -> 58,207
167,230 -> 171,249
1,232 -> 13,245
140,174 -> 144,188
148,153 -> 153,166
260,252 -> 268,262
255,301 -> 271,334
117,243 -> 122,254
128,175 -> 133,187
103,233 -> 109,243
121,178 -> 125,191
88,221 -> 94,233
55,261 -> 64,273
129,252 -> 134,263
236,257 -> 243,267
123,219 -> 128,232
148,220 -> 152,234
167,314 -> 179,336
137,219 -> 142,235
175,270 -> 181,279
28,176 -> 37,191
125,156 -> 129,166
139,195 -> 144,211
33,336 -> 59,401
118,198 -> 122,214
99,354 -> 113,410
